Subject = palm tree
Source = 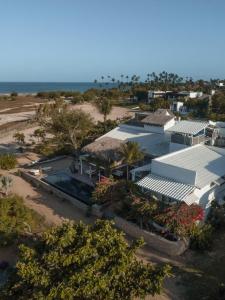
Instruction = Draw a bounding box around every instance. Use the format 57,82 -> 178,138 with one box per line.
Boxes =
120,141 -> 144,180
95,97 -> 112,127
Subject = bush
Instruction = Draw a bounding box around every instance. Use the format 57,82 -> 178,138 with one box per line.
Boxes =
0,195 -> 44,246
207,201 -> 225,229
190,224 -> 214,251
0,154 -> 17,170
10,92 -> 18,97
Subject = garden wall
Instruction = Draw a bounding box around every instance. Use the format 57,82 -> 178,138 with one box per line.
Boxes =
114,216 -> 189,256
21,171 -> 89,213
21,171 -> 188,255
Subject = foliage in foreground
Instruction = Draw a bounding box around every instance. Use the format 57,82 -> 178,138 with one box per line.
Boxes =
0,195 -> 44,247
0,153 -> 17,170
155,203 -> 204,237
1,220 -> 171,300
189,224 -> 214,251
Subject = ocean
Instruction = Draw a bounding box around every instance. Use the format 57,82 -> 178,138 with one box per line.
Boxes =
0,82 -> 115,94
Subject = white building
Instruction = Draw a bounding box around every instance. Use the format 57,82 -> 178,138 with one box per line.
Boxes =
177,91 -> 203,99
95,109 -> 176,157
170,101 -> 186,114
136,144 -> 225,213
148,91 -> 166,103
216,82 -> 224,88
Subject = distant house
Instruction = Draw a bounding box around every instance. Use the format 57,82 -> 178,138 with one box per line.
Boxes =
216,82 -> 224,88
170,101 -> 186,114
147,91 -> 166,103
136,144 -> 225,214
148,90 -> 204,103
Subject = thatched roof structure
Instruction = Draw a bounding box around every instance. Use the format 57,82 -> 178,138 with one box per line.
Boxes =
82,137 -> 123,161
141,109 -> 174,126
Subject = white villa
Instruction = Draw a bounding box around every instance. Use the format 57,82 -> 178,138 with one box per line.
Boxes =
136,144 -> 225,214
79,108 -> 225,211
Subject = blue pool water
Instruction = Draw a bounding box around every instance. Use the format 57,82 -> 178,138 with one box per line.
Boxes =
43,172 -> 93,205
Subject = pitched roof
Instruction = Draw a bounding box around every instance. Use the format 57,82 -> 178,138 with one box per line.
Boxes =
82,137 -> 123,161
137,174 -> 195,202
167,120 -> 208,135
141,109 -> 174,126
155,145 -> 225,188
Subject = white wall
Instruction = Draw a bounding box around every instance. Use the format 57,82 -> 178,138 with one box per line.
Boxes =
144,118 -> 175,134
169,142 -> 188,153
151,160 -> 197,185
143,124 -> 164,134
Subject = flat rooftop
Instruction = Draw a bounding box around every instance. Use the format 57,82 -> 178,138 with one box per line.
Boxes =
155,144 -> 225,188
97,125 -> 169,156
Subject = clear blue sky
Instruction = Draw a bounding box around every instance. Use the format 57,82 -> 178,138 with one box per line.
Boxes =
0,0 -> 225,82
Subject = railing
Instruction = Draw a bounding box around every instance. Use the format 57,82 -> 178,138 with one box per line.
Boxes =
171,134 -> 206,146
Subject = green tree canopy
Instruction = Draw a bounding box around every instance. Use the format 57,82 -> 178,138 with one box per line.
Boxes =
1,220 -> 170,300
95,97 -> 112,124
13,132 -> 25,145
120,141 -> 144,180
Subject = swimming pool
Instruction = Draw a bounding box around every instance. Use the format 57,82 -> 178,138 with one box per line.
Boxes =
43,172 -> 94,205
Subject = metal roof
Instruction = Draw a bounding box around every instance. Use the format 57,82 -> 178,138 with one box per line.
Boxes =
155,145 -> 225,188
97,125 -> 170,156
137,174 -> 195,202
167,120 -> 208,135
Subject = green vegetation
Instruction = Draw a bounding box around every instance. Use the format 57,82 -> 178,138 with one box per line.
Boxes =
0,195 -> 44,247
95,96 -> 112,124
120,141 -> 144,180
0,220 -> 171,300
36,99 -> 94,154
13,132 -> 25,145
33,128 -> 46,142
0,175 -> 13,196
0,154 -> 17,170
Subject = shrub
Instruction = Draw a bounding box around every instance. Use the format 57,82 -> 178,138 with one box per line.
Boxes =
155,203 -> 204,237
0,154 -> 17,170
0,195 -> 44,246
207,201 -> 225,229
190,224 -> 214,251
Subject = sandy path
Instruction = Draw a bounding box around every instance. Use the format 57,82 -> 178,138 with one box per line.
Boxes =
3,169 -> 93,227
70,103 -> 133,123
0,111 -> 35,126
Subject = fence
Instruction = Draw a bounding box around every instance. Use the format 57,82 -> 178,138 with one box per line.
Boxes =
21,170 -> 89,213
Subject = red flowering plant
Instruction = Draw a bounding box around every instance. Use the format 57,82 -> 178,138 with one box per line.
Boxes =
154,202 -> 204,237
92,178 -> 138,209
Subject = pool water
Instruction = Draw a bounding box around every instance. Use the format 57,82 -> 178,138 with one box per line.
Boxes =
43,172 -> 94,205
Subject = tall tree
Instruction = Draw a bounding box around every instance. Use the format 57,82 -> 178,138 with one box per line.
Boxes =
95,97 -> 112,125
120,141 -> 144,180
0,220 -> 170,299
49,109 -> 93,153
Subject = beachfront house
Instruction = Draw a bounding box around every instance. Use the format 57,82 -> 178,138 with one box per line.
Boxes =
136,144 -> 225,214
76,109 -> 176,181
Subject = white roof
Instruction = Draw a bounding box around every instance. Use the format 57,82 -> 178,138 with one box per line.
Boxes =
97,125 -> 169,156
137,174 -> 195,202
167,120 -> 208,135
156,145 -> 225,188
